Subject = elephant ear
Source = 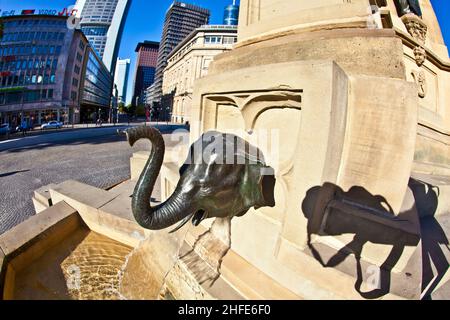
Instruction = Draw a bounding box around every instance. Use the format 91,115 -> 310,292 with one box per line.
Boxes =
232,135 -> 267,166
179,138 -> 200,176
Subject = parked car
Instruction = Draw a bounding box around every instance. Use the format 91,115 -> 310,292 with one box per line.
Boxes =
41,121 -> 63,130
0,123 -> 11,135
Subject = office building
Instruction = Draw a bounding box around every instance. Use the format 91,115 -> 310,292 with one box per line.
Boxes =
223,0 -> 239,26
114,58 -> 130,104
162,25 -> 237,123
132,41 -> 159,106
0,14 -> 112,127
74,0 -> 131,74
147,1 -> 210,120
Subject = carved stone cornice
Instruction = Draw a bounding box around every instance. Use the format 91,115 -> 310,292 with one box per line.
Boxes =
401,14 -> 427,45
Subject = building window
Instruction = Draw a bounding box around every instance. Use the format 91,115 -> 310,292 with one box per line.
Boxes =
71,91 -> 77,101
72,78 -> 78,87
204,36 -> 222,44
223,36 -> 236,44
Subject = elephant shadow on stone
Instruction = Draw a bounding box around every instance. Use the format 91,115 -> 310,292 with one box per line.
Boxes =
409,178 -> 450,299
301,182 -> 422,299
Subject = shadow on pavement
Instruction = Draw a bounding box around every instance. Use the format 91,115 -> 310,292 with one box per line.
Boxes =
0,169 -> 30,178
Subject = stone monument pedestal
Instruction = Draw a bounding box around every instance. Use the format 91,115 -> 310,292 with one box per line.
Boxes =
157,0 -> 450,299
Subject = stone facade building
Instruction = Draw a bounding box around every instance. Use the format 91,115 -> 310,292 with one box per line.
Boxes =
162,25 -> 237,123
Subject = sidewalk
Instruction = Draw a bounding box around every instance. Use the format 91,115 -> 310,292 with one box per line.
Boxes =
1,121 -> 188,141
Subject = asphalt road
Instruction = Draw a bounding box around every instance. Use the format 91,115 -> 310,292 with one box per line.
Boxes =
0,124 -> 188,235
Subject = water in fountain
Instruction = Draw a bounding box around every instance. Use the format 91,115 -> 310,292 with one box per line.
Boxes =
116,227 -> 190,300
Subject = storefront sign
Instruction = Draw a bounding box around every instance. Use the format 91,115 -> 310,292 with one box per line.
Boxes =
0,56 -> 16,62
1,10 -> 16,17
1,8 -> 77,17
21,9 -> 36,15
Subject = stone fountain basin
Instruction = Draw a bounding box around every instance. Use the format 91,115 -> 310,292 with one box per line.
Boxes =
0,201 -> 136,300
0,180 -> 174,300
0,178 -> 300,300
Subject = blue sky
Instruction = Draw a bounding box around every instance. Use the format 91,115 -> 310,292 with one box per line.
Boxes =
1,0 -> 449,104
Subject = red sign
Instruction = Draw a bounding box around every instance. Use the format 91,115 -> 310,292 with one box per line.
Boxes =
58,8 -> 78,16
21,9 -> 36,15
1,56 -> 16,62
0,71 -> 12,77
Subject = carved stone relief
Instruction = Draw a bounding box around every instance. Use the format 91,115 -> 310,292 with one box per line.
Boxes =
401,13 -> 428,66
411,69 -> 427,98
201,89 -> 303,222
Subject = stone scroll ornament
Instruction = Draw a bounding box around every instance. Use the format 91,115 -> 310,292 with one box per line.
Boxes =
119,126 -> 276,232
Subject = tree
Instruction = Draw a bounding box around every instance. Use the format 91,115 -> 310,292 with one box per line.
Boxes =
135,104 -> 146,117
118,102 -> 126,114
125,104 -> 135,115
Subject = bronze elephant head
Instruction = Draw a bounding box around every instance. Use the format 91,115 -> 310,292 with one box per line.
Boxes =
121,126 -> 276,231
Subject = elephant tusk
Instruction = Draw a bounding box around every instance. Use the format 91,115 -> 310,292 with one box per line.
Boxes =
168,212 -> 195,234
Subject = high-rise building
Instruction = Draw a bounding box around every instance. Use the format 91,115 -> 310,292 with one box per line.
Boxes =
114,58 -> 130,104
223,0 -> 239,26
74,0 -> 131,75
147,1 -> 210,119
132,41 -> 159,106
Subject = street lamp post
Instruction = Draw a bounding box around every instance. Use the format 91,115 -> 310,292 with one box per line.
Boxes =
72,97 -> 76,129
166,107 -> 170,125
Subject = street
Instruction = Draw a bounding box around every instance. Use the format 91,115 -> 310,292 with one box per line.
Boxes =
0,124 -> 188,235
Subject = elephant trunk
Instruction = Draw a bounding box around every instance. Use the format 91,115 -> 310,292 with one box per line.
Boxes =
125,126 -> 190,230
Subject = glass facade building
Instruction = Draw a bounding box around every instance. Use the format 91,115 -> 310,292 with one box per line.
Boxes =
132,41 -> 159,106
114,58 -> 130,104
74,0 -> 131,75
223,2 -> 239,26
0,14 -> 112,127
